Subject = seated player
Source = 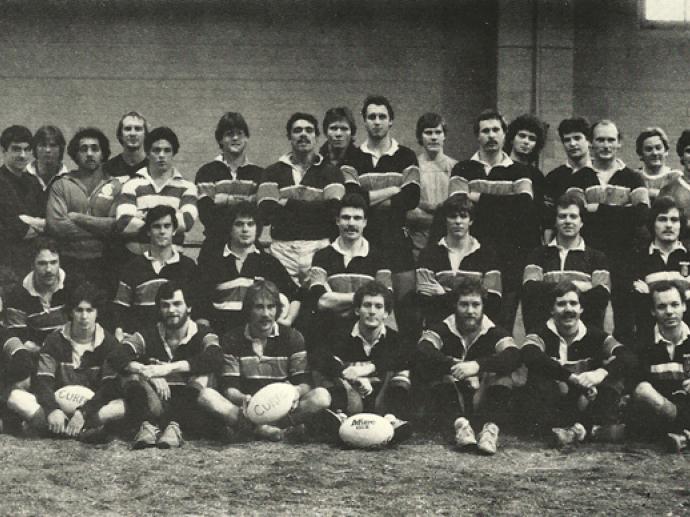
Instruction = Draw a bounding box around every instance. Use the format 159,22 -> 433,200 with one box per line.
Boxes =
414,277 -> 520,455
4,238 -> 69,346
196,280 -> 330,441
194,112 -> 263,267
196,202 -> 299,335
315,281 -> 412,439
416,195 -> 501,327
112,205 -> 197,333
0,328 -> 40,433
635,127 -> 681,202
109,281 -> 222,449
633,196 -> 690,337
6,283 -> 124,438
520,281 -> 634,447
521,192 -> 610,334
305,193 -> 391,346
631,281 -> 690,452
115,126 -> 198,257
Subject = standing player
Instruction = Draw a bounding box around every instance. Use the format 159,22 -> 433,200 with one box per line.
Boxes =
635,127 -> 681,202
258,113 -> 344,286
406,112 -> 457,257
115,126 -> 198,257
504,114 -> 548,168
678,130 -> 690,182
103,111 -> 149,180
342,95 -> 420,337
319,107 -> 359,169
27,125 -> 69,194
658,130 -> 690,235
195,112 -> 263,267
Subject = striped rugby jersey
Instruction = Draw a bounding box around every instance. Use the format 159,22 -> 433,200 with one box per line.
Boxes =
638,323 -> 690,399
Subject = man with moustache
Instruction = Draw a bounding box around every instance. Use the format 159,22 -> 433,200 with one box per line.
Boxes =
103,111 -> 149,180
319,107 -> 359,169
415,277 -> 521,455
450,109 -> 541,329
110,281 -> 223,449
520,281 -> 634,446
195,112 -> 263,267
258,113 -> 344,286
46,127 -> 122,292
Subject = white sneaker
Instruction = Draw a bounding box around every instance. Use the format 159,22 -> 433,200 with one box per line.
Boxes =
454,417 -> 477,448
477,422 -> 499,455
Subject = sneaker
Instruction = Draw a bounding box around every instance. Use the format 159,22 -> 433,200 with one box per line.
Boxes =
454,417 -> 477,449
665,429 -> 690,453
477,422 -> 499,455
551,422 -> 587,448
384,414 -> 412,444
133,421 -> 160,449
157,422 -> 184,449
590,424 -> 625,443
254,424 -> 284,442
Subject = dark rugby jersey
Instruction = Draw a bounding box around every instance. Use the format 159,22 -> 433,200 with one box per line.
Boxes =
523,240 -> 610,290
634,241 -> 690,287
219,323 -> 309,394
543,163 -> 585,228
0,328 -> 36,386
637,324 -> 690,399
103,154 -> 148,180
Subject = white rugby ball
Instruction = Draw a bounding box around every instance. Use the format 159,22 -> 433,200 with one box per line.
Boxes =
246,383 -> 299,425
55,385 -> 95,415
339,413 -> 394,449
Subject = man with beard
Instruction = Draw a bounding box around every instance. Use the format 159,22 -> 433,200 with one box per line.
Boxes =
195,112 -> 263,267
319,107 -> 358,169
103,111 -> 149,180
449,110 -> 541,329
520,281 -> 634,447
46,127 -> 122,292
109,281 -> 222,449
414,277 -> 521,455
258,113 -> 344,286
116,127 -> 198,257
4,238 -> 69,346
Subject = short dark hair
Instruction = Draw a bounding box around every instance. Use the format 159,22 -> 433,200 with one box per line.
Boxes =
145,127 -> 180,155
440,194 -> 475,222
452,276 -> 486,303
557,117 -> 591,141
241,280 -> 283,323
505,114 -> 547,161
286,113 -> 320,138
648,195 -> 686,236
155,280 -> 189,310
676,130 -> 690,162
215,112 -> 250,143
636,127 -> 669,157
473,109 -> 507,136
1,125 -> 32,151
228,201 -> 262,241
591,119 -> 621,140
144,204 -> 179,233
650,279 -> 686,306
67,127 -> 111,163
65,282 -> 106,315
416,112 -> 446,145
32,236 -> 60,260
361,95 -> 394,121
556,191 -> 586,218
338,192 -> 369,219
32,125 -> 66,161
353,281 -> 393,314
323,107 -> 357,138
549,280 -> 580,309
116,111 -> 149,146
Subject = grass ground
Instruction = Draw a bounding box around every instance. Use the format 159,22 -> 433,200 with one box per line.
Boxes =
2,430 -> 688,516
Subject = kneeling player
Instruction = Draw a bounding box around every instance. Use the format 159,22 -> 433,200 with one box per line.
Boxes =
414,277 -> 521,454
316,281 -> 412,441
110,281 -> 223,449
520,281 -> 635,447
195,280 -> 330,441
631,280 -> 690,452
6,283 -> 124,438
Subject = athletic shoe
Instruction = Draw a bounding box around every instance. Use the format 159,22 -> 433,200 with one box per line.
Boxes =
454,417 -> 477,449
384,414 -> 412,444
665,429 -> 690,453
590,423 -> 626,443
477,422 -> 499,455
157,421 -> 184,449
133,421 -> 160,449
254,424 -> 284,442
551,422 -> 587,448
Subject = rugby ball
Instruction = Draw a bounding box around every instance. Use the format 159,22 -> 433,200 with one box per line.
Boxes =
55,385 -> 95,415
246,383 -> 300,425
338,413 -> 394,449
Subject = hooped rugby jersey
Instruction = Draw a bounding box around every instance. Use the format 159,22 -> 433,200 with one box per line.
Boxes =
637,323 -> 690,399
